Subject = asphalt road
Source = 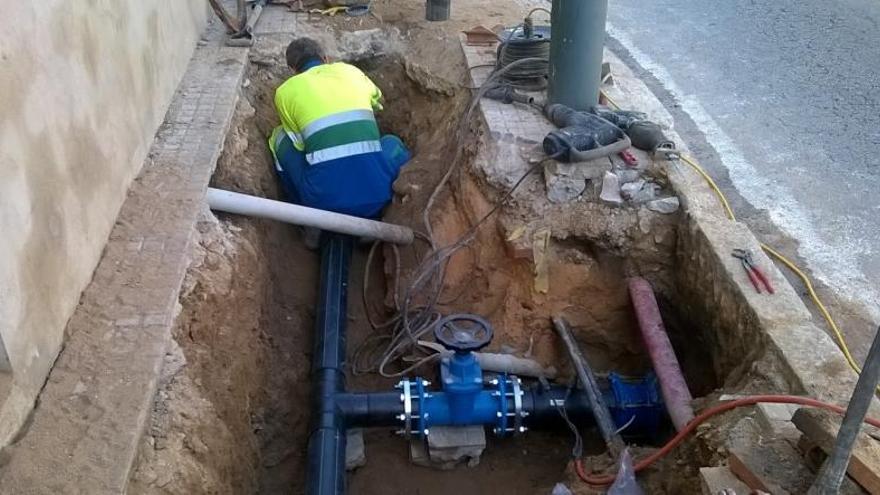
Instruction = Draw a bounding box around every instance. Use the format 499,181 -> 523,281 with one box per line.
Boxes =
606,0 -> 880,329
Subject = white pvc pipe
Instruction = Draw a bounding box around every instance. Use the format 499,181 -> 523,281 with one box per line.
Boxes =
417,341 -> 558,378
206,188 -> 414,245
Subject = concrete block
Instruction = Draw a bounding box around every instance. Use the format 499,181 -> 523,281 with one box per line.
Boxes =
409,437 -> 432,468
409,426 -> 486,470
755,402 -> 800,438
699,466 -> 751,495
757,402 -> 798,423
345,429 -> 366,471
544,171 -> 586,203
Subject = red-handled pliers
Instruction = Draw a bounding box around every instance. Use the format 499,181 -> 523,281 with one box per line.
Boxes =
732,249 -> 775,294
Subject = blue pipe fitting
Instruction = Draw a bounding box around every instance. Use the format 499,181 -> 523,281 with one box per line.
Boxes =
400,376 -> 527,438
605,372 -> 664,438
395,371 -> 664,439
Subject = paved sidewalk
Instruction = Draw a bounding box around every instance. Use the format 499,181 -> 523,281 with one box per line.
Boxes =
0,19 -> 248,494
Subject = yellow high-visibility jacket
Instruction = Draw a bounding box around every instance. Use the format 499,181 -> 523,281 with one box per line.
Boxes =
271,62 -> 383,165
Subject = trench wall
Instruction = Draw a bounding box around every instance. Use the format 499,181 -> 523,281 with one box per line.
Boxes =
598,49 -> 865,405
671,165 -> 862,402
0,1 -> 208,445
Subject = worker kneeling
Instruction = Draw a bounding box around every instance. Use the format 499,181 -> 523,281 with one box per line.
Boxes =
269,37 -> 410,220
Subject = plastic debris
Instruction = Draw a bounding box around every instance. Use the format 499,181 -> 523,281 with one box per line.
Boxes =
600,171 -> 623,205
608,448 -> 645,495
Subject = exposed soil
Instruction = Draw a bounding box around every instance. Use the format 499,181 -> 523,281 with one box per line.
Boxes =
130,4 -> 721,495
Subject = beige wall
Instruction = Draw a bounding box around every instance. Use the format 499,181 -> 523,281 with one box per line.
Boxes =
0,0 -> 207,445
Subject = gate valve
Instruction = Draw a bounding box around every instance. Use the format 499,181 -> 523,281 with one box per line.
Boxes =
434,314 -> 494,353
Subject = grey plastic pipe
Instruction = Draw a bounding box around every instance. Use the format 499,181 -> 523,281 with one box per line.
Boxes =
206,187 -> 414,245
417,341 -> 558,378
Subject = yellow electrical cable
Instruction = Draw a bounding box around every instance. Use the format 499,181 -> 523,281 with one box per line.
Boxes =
599,88 -> 865,376
677,155 -> 863,374
678,154 -> 737,221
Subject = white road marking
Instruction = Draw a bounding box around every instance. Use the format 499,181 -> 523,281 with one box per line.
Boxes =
607,23 -> 880,322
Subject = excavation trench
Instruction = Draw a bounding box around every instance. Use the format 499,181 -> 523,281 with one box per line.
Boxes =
130,49 -> 742,495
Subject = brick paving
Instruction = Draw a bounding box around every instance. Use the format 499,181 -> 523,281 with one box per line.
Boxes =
0,18 -> 249,494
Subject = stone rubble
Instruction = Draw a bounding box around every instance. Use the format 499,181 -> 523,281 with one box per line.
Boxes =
646,197 -> 681,214
346,429 -> 366,471
621,179 -> 660,203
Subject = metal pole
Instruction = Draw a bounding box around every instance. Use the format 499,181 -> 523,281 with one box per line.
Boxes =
547,0 -> 609,110
553,316 -> 625,456
809,325 -> 880,494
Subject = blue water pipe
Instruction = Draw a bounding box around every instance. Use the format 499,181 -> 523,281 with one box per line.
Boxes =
305,235 -> 666,495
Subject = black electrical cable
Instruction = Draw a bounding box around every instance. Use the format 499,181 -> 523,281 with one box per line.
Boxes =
496,41 -> 549,89
557,385 -> 585,459
539,376 -> 584,460
496,20 -> 550,90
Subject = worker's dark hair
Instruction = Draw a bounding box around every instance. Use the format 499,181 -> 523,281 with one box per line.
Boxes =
286,37 -> 325,71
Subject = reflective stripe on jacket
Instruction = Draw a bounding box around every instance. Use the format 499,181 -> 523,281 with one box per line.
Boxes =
273,62 -> 383,165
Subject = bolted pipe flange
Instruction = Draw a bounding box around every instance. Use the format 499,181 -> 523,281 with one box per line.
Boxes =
492,375 -> 527,437
415,377 -> 429,436
399,378 -> 414,437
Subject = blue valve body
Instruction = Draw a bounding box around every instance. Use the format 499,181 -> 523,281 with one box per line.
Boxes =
440,351 -> 486,424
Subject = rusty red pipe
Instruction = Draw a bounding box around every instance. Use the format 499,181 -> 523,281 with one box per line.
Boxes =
627,277 -> 694,431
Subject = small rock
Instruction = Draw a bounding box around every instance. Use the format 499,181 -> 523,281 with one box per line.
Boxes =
197,40 -> 208,47
346,429 -> 366,470
621,179 -> 659,203
155,468 -> 174,488
638,209 -> 652,234
184,435 -> 209,455
72,381 -> 87,395
620,179 -> 643,196
552,483 -> 573,495
615,168 -> 641,184
599,172 -> 623,205
543,167 -> 586,203
646,197 -> 680,214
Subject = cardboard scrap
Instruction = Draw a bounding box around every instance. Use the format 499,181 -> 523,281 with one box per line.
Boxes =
531,228 -> 551,294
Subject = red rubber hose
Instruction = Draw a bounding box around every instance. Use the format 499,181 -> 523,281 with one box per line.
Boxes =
574,394 -> 880,486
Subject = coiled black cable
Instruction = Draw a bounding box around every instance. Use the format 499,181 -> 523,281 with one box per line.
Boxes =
496,19 -> 551,90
